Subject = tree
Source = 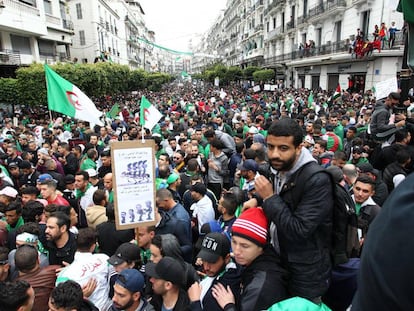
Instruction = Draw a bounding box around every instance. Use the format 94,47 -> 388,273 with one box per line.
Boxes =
253,69 -> 275,83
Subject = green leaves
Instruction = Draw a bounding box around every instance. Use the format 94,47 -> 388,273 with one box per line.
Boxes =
0,63 -> 172,106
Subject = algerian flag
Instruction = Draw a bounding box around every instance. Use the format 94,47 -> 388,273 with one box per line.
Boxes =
140,96 -> 162,130
333,84 -> 341,101
45,64 -> 103,126
107,103 -> 121,119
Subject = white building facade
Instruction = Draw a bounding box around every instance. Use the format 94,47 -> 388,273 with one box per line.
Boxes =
194,0 -> 405,92
0,0 -> 74,75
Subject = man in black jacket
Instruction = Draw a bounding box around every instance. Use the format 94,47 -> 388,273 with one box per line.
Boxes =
254,118 -> 334,303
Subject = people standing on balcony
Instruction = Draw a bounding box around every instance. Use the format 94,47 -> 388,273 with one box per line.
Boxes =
388,21 -> 400,48
379,22 -> 388,49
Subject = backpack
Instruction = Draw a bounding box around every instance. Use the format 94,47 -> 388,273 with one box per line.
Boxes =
290,162 -> 360,266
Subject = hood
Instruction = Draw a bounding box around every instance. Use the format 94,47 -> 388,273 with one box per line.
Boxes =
271,147 -> 317,178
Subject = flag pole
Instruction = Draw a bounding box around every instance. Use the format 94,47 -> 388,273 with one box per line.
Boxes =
49,110 -> 53,126
141,126 -> 145,143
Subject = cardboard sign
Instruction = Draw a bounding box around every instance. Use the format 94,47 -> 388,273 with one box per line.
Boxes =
111,140 -> 157,230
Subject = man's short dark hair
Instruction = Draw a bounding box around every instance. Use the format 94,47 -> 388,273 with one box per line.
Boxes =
20,186 -> 39,196
187,158 -> 199,172
221,192 -> 238,216
49,280 -> 84,311
40,179 -> 57,189
210,138 -> 224,150
49,211 -> 70,231
388,92 -> 401,101
333,150 -> 347,162
77,227 -> 97,252
76,170 -> 89,181
356,174 -> 376,189
267,119 -> 304,147
0,280 -> 31,311
4,201 -> 22,214
16,221 -> 40,236
93,189 -> 107,205
15,244 -> 38,273
315,139 -> 327,150
204,129 -> 216,138
22,201 -> 44,223
395,128 -> 409,143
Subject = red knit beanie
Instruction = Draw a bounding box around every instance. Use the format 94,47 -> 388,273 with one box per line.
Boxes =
232,208 -> 268,246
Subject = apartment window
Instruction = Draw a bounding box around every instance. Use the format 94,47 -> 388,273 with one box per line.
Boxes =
335,21 -> 342,42
76,3 -> 83,19
361,10 -> 370,39
316,28 -> 322,46
59,1 -> 66,19
44,0 -> 52,14
267,21 -> 269,32
10,35 -> 31,54
79,30 -> 86,45
38,39 -> 54,56
273,17 -> 276,29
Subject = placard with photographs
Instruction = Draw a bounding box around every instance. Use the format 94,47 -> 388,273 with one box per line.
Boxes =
111,140 -> 157,230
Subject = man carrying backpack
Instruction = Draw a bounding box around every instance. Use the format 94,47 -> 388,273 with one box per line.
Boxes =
254,118 -> 334,304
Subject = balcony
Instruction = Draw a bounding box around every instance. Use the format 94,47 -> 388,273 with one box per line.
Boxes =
3,0 -> 40,16
0,49 -> 21,65
45,14 -> 60,26
286,21 -> 295,31
297,15 -> 308,27
308,3 -> 324,20
62,19 -> 74,31
264,0 -> 285,15
308,0 -> 347,23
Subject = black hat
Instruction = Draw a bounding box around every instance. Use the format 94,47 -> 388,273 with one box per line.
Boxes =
145,257 -> 185,286
108,243 -> 140,266
64,174 -> 75,184
197,232 -> 230,263
239,159 -> 258,172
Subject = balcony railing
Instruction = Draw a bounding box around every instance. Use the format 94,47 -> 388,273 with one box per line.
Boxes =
4,0 -> 40,15
308,3 -> 324,19
62,19 -> 74,31
265,0 -> 285,15
286,21 -> 295,30
0,49 -> 21,65
45,14 -> 60,25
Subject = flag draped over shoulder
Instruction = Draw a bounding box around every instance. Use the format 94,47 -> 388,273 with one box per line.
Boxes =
44,64 -> 103,126
140,96 -> 162,130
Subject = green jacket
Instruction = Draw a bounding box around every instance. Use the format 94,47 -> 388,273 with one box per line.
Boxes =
267,297 -> 332,311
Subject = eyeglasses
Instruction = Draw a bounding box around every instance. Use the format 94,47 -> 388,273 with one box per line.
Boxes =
173,157 -> 181,160
0,259 -> 8,265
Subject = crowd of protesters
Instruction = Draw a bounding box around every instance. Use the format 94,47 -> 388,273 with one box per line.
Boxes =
0,81 -> 414,311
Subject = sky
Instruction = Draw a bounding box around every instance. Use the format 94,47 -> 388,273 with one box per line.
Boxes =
138,0 -> 227,53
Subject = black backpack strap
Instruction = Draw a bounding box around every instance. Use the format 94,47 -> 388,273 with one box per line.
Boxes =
287,162 -> 325,210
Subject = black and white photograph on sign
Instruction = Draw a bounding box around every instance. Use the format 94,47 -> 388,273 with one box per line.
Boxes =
111,140 -> 157,230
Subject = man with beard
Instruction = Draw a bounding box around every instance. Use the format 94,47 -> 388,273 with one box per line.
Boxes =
45,211 -> 77,265
253,118 -> 334,303
111,269 -> 154,311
